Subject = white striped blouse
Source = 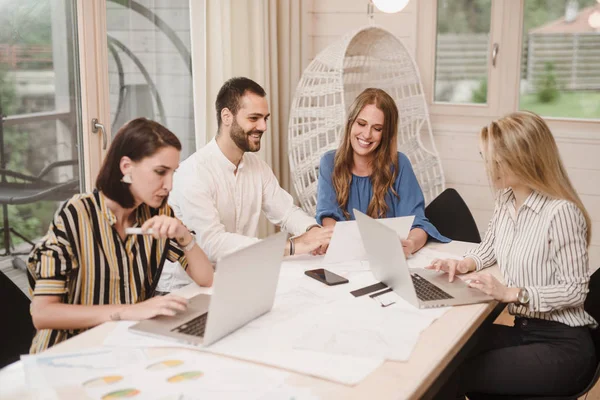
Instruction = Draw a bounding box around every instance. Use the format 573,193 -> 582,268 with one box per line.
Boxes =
465,188 -> 596,327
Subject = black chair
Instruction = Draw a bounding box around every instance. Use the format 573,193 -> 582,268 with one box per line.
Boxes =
467,267 -> 600,400
0,270 -> 35,368
425,188 -> 481,243
0,159 -> 79,268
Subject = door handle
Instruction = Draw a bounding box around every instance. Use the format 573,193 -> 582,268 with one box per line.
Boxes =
91,118 -> 107,150
491,43 -> 499,67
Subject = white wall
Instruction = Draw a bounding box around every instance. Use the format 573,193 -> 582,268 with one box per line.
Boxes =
305,0 -> 600,268
306,0 -> 417,62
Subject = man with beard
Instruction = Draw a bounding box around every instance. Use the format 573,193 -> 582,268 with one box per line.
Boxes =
157,77 -> 332,291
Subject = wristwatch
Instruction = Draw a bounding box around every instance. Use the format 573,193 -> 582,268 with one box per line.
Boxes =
517,288 -> 530,306
180,234 -> 196,252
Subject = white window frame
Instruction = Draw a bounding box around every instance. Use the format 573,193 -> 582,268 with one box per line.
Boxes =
416,0 -> 600,138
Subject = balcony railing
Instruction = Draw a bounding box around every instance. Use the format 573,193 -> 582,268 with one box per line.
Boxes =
0,44 -> 53,70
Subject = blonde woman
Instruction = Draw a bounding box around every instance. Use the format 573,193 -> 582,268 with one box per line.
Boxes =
428,111 -> 596,398
316,88 -> 448,257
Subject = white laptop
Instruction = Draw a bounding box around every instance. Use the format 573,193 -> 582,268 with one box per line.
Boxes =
354,210 -> 492,308
129,232 -> 287,346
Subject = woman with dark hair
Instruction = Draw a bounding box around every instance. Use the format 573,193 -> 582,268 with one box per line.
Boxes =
27,118 -> 213,353
316,88 -> 448,256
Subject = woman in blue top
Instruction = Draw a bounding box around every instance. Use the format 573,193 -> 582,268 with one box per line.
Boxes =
316,88 -> 449,256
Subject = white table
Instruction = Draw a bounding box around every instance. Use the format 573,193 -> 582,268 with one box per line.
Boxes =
0,240 -> 501,399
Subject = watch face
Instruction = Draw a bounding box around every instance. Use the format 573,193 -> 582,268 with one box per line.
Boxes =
519,289 -> 530,304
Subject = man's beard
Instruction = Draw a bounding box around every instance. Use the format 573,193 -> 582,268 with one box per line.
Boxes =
230,119 -> 262,153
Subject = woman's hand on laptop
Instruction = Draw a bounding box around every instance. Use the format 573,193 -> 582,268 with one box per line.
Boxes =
462,273 -> 516,302
113,295 -> 189,321
426,258 -> 476,282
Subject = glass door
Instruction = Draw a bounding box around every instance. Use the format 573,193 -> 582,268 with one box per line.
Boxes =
0,0 -> 201,259
104,0 -> 198,159
0,0 -> 92,257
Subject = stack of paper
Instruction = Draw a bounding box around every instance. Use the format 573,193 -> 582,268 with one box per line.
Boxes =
323,216 -> 415,265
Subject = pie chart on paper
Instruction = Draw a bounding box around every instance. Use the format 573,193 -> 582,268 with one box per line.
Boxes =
82,375 -> 124,388
167,371 -> 204,383
101,388 -> 141,399
146,359 -> 185,371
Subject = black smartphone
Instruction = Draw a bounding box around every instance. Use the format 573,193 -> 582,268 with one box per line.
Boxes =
304,268 -> 349,286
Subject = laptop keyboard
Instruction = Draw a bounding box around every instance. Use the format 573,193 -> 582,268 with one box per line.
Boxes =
172,312 -> 208,337
411,273 -> 454,301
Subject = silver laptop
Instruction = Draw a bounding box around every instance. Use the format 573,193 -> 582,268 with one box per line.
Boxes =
354,210 -> 492,308
129,232 -> 287,346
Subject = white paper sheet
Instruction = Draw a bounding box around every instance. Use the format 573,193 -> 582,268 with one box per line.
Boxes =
322,216 -> 415,265
202,283 -> 384,385
20,347 -> 148,399
0,361 -> 28,400
19,346 -> 292,400
82,351 -> 290,400
294,296 -> 447,361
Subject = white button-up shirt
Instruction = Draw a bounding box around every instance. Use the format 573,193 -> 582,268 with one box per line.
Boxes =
169,138 -> 316,263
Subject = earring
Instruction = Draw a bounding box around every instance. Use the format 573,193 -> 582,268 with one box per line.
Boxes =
121,173 -> 132,184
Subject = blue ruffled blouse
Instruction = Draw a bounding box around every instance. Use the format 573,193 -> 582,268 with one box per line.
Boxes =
316,150 -> 450,243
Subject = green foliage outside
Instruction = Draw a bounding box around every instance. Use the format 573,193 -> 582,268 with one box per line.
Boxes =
536,62 -> 560,103
437,0 -> 598,35
0,0 -> 51,46
0,0 -> 58,251
1,70 -> 57,250
521,91 -> 600,119
436,0 -> 492,34
471,79 -> 487,104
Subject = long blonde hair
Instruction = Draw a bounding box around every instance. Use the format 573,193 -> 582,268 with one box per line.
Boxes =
480,111 -> 592,246
332,88 -> 399,219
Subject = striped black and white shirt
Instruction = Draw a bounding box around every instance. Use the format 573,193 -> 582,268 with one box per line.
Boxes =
27,191 -> 189,353
465,188 -> 595,327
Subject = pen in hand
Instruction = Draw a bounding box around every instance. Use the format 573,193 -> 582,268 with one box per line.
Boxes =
125,227 -> 155,235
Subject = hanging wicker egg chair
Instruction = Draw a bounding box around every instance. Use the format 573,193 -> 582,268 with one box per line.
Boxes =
288,26 -> 445,216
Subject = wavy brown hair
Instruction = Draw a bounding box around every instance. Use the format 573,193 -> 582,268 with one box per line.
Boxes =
332,88 -> 399,219
481,111 -> 592,246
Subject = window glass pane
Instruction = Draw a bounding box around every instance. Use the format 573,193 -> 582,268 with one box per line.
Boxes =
520,0 -> 600,119
434,0 -> 492,104
106,0 -> 196,159
0,0 -> 82,257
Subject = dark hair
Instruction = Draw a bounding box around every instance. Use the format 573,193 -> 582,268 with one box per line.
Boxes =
96,118 -> 182,208
215,77 -> 266,129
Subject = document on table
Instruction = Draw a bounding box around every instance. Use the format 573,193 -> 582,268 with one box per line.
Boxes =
20,347 -> 294,400
20,347 -> 147,400
294,295 -> 450,361
103,281 -> 382,386
202,282 -> 385,385
323,216 -> 415,265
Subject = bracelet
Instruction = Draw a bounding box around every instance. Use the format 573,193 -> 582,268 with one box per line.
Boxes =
179,234 -> 196,252
305,224 -> 322,232
289,237 -> 295,256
